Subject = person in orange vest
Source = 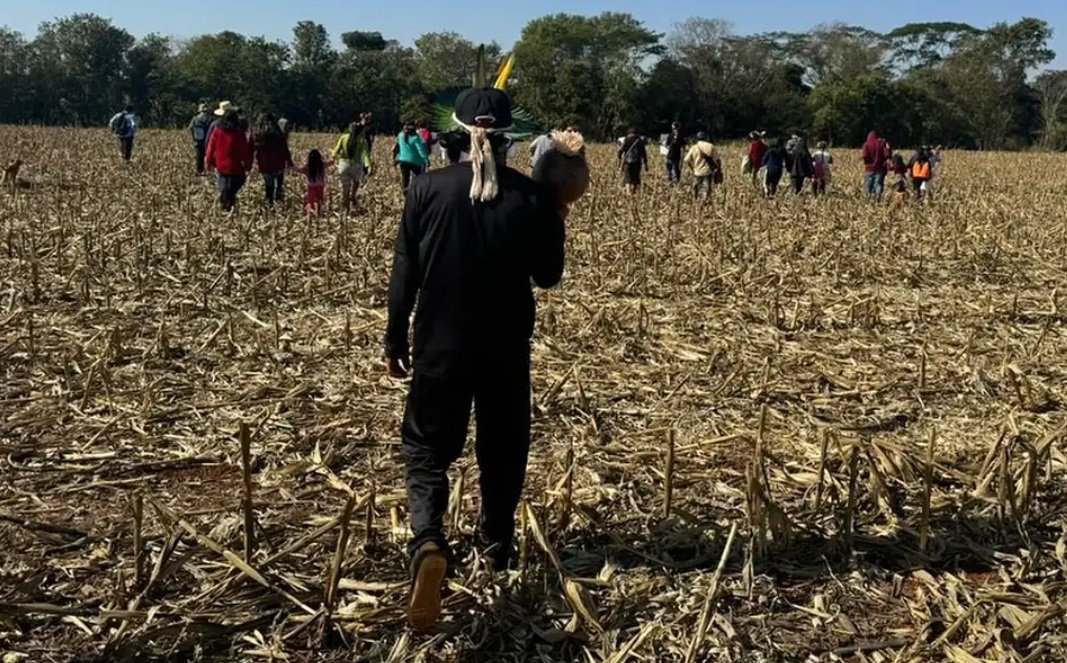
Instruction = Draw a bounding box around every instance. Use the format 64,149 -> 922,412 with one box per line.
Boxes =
907,147 -> 933,201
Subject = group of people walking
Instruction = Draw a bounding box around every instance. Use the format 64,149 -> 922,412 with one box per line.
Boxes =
109,89 -> 568,635
109,101 -> 438,214
862,131 -> 942,202
743,132 -> 835,198
621,124 -> 943,203
620,123 -> 724,201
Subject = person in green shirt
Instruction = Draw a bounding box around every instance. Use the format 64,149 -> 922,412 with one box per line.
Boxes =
393,122 -> 431,191
332,121 -> 372,213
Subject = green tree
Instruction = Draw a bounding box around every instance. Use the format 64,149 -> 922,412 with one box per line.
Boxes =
325,45 -> 418,130
286,21 -> 336,127
414,32 -> 501,92
771,24 -> 886,87
886,22 -> 980,70
513,12 -> 661,138
174,32 -> 290,120
341,31 -> 389,52
30,14 -> 134,124
1035,70 -> 1067,150
637,58 -> 700,130
127,34 -> 180,125
0,28 -> 29,123
668,21 -> 812,136
940,18 -> 1054,148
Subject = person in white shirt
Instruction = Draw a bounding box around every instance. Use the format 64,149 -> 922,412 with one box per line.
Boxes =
811,141 -> 834,196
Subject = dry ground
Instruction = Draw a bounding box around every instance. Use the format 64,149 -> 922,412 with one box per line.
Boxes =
2,127 -> 1067,662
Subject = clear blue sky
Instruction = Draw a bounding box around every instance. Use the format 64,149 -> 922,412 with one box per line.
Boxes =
4,0 -> 1065,69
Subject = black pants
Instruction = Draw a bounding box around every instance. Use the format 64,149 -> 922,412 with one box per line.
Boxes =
765,169 -> 783,197
791,175 -> 806,194
666,159 -> 682,184
263,171 -> 285,204
119,137 -> 134,162
399,162 -> 423,190
402,354 -> 531,559
194,142 -> 206,174
217,174 -> 246,211
812,178 -> 827,196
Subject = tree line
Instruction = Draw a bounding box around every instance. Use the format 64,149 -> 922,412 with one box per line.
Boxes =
1,12 -> 1065,149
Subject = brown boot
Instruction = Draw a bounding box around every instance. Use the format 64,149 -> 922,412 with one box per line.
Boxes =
407,542 -> 448,631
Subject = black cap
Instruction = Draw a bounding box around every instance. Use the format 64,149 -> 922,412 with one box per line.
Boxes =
455,88 -> 513,129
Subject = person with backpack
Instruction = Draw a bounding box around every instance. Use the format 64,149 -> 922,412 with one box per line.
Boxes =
788,135 -> 814,195
332,121 -> 373,213
683,132 -> 720,203
394,122 -> 431,191
664,121 -> 686,185
761,138 -> 788,198
811,141 -> 833,196
618,128 -> 648,195
786,133 -> 802,158
908,147 -> 933,201
205,108 -> 253,212
861,130 -> 892,201
108,105 -> 138,162
250,113 -> 293,206
188,104 -> 214,175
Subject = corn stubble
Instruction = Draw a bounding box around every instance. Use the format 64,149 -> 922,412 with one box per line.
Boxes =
1,127 -> 1067,661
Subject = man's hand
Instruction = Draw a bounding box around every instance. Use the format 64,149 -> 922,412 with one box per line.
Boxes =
386,354 -> 411,378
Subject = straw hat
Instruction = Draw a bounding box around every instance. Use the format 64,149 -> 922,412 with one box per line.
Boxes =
213,101 -> 238,116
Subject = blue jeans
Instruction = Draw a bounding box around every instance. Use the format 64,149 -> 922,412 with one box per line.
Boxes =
217,174 -> 246,211
263,171 -> 284,204
666,159 -> 681,184
865,172 -> 885,198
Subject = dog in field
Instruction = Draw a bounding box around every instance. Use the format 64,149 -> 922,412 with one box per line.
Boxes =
2,160 -> 34,192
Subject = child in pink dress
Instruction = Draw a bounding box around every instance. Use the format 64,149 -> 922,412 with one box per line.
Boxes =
293,149 -> 331,214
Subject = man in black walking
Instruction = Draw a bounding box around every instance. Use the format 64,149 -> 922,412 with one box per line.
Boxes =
385,87 -> 566,631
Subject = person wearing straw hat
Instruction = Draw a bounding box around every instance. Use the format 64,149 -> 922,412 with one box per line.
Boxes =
206,101 -> 239,147
205,108 -> 252,212
385,86 -> 566,631
189,103 -> 214,175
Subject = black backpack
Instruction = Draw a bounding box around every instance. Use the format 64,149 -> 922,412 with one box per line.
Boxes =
113,113 -> 131,136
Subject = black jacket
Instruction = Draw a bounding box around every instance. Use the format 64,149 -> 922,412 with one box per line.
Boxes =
788,147 -> 814,178
386,163 -> 566,376
665,131 -> 686,161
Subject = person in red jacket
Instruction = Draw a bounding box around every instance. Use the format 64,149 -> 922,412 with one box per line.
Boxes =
250,113 -> 293,206
746,131 -> 767,187
861,130 -> 892,201
206,109 -> 253,212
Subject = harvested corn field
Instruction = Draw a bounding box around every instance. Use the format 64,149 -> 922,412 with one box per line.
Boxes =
2,127 -> 1067,662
